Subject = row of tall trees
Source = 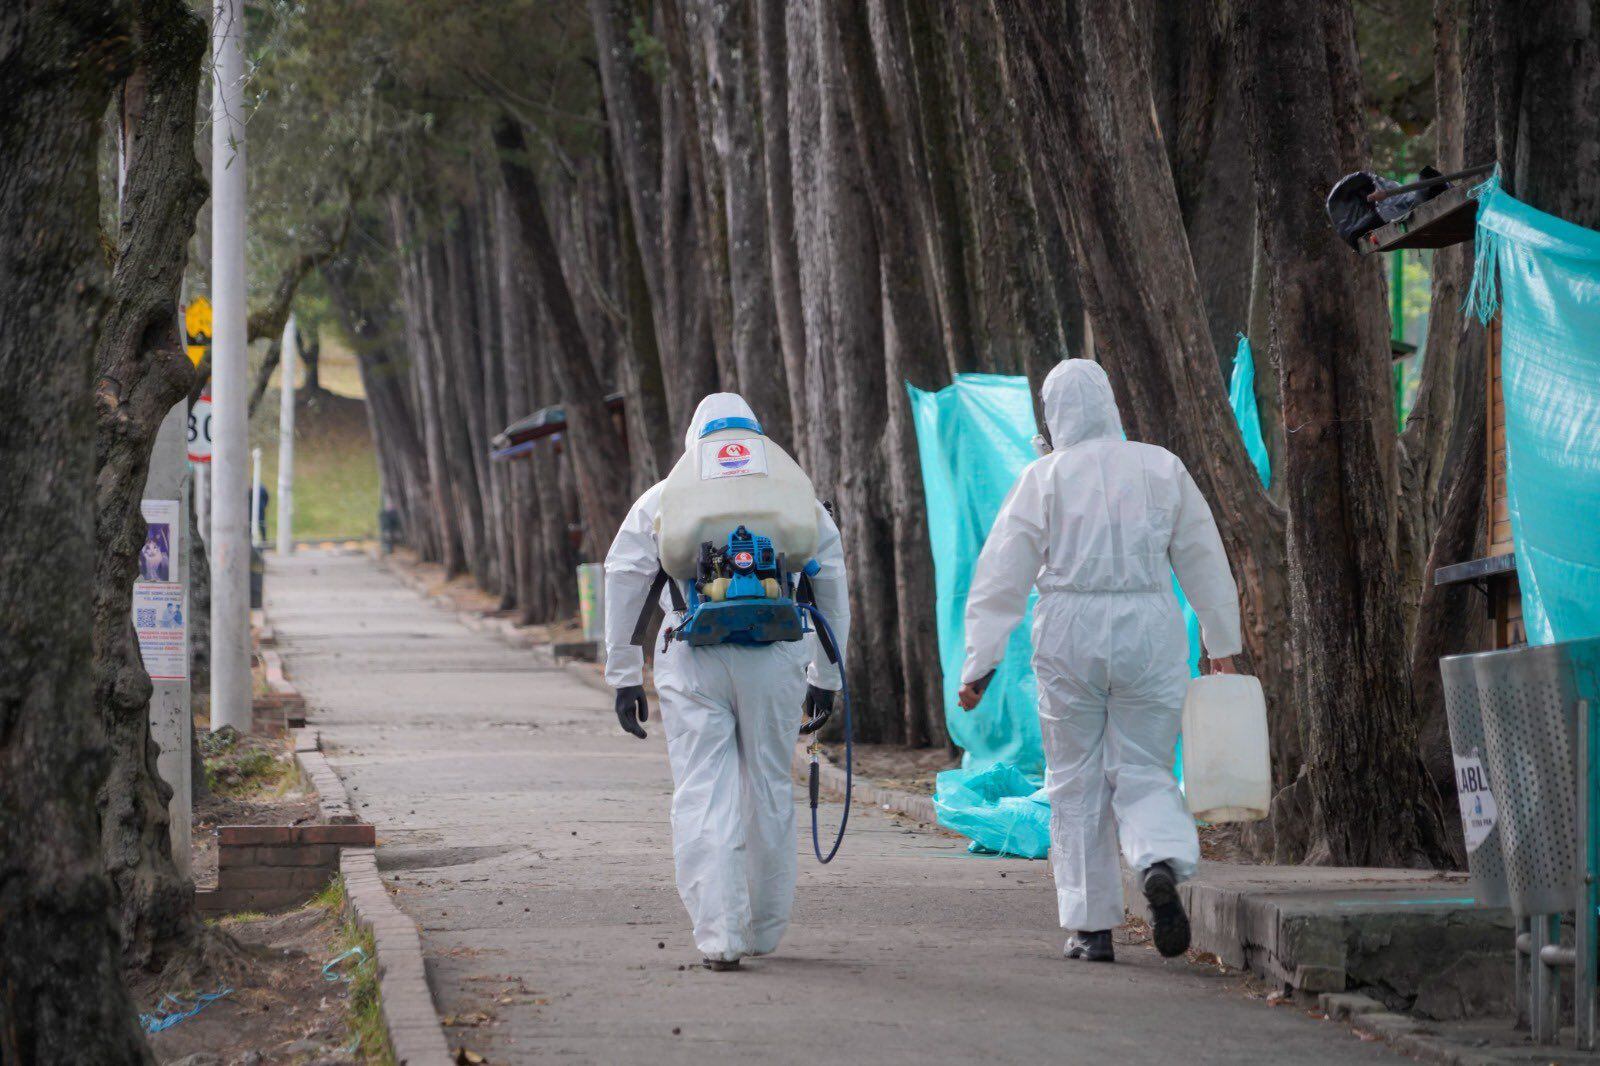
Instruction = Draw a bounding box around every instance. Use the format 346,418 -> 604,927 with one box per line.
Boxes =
323,0 -> 1497,865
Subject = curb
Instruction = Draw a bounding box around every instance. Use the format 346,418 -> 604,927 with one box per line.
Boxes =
1321,993 -> 1510,1066
269,582 -> 453,1066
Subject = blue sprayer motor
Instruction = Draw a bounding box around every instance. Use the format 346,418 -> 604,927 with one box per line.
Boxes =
672,525 -> 810,646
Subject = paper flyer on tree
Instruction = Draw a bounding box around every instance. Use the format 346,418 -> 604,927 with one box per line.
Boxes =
134,498 -> 186,681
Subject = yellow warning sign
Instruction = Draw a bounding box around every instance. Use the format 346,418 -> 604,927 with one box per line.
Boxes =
184,297 -> 211,367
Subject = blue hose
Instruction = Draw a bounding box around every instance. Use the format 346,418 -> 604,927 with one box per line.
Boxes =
802,603 -> 852,863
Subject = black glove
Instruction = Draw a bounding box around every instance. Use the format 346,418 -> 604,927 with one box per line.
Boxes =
615,685 -> 649,739
799,685 -> 835,735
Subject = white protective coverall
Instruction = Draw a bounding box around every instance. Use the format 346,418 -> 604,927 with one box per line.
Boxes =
960,360 -> 1240,932
603,394 -> 851,962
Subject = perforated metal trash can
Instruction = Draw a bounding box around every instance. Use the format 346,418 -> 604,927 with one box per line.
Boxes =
1474,643 -> 1580,917
1441,653 -> 1510,908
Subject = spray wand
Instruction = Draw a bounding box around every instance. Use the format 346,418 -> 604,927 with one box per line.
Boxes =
801,602 -> 852,863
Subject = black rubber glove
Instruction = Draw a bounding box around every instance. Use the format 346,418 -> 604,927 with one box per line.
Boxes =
615,685 -> 648,739
799,685 -> 835,735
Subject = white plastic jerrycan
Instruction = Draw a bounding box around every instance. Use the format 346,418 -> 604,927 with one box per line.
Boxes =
655,425 -> 819,581
1180,674 -> 1271,823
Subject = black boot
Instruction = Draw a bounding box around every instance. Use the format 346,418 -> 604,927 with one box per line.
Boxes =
1142,861 -> 1191,958
1063,930 -> 1115,962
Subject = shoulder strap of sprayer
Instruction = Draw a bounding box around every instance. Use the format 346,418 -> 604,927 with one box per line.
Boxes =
630,568 -> 686,647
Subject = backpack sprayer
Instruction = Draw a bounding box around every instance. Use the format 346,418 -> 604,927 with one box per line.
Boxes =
644,413 -> 853,864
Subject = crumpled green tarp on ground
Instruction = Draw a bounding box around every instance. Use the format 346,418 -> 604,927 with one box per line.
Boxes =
911,353 -> 1270,857
1468,175 -> 1600,645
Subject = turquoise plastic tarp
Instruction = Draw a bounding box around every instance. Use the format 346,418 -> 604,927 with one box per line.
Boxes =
908,374 -> 1043,776
1468,176 -> 1600,644
913,354 -> 1271,857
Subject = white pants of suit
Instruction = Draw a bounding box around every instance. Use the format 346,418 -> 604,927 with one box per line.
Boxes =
654,637 -> 809,961
1035,589 -> 1199,932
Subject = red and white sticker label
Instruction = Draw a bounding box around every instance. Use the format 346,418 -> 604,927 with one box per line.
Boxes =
699,437 -> 768,480
733,550 -> 755,568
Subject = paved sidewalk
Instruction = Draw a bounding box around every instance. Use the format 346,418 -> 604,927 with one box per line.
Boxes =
267,550 -> 1397,1064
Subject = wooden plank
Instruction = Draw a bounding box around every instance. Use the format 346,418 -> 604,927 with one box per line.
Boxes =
1493,495 -> 1510,524
1492,519 -> 1514,548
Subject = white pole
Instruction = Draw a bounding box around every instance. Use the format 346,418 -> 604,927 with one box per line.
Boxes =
194,462 -> 209,544
210,0 -> 251,734
250,446 -> 262,548
276,314 -> 296,556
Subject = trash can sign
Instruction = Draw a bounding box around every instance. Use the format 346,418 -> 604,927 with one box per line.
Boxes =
1453,748 -> 1498,853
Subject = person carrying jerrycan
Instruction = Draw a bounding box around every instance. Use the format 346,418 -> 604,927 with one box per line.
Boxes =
957,359 -> 1240,964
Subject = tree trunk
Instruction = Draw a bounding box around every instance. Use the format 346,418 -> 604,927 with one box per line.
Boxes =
588,0 -> 719,435
835,0 -> 948,745
1404,0 -> 1495,818
494,117 -> 632,559
0,1 -> 151,1058
1482,0 -> 1600,227
814,0 -> 901,741
389,195 -> 466,572
1237,0 -> 1453,866
1149,0 -> 1255,372
93,0 -> 212,971
754,0 -> 812,461
786,0 -> 840,496
689,0 -> 794,448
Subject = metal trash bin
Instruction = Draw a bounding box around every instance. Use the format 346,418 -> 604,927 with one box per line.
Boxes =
1441,653 -> 1510,908
1471,637 -> 1600,1046
1473,643 -> 1580,916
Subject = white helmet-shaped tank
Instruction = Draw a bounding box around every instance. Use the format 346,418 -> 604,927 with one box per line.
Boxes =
655,394 -> 819,581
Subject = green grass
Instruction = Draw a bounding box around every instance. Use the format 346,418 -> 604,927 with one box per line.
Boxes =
309,876 -> 347,913
312,876 -> 394,1065
204,744 -> 290,796
252,388 -> 381,543
338,921 -> 392,1064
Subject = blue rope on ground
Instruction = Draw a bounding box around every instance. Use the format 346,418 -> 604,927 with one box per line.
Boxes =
140,988 -> 232,1034
322,945 -> 367,982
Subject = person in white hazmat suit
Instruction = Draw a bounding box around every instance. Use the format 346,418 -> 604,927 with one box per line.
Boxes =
603,393 -> 850,972
957,359 -> 1240,963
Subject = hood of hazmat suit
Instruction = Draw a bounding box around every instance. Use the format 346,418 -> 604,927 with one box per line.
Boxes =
959,358 -> 1240,932
682,392 -> 759,450
601,393 -> 851,963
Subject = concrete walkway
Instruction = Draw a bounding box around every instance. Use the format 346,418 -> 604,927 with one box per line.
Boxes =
267,550 -> 1398,1065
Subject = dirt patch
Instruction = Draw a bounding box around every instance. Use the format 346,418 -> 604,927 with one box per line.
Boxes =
137,900 -> 375,1065
1197,821 -> 1251,863
816,741 -> 959,797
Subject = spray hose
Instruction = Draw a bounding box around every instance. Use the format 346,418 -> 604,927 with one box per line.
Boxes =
801,602 -> 852,864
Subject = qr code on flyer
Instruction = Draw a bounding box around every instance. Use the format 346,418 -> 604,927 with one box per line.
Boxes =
136,608 -> 157,627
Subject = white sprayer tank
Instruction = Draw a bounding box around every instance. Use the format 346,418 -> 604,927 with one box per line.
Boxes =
655,427 -> 819,581
1180,674 -> 1271,823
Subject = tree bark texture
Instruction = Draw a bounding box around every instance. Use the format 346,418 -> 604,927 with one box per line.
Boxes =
0,1 -> 152,1059
93,0 -> 210,971
1238,0 -> 1453,867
